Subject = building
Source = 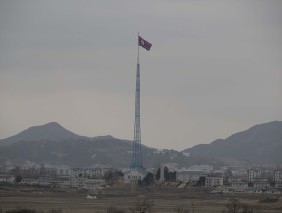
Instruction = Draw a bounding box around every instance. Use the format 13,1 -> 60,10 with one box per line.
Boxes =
248,169 -> 262,182
231,181 -> 248,189
124,170 -> 146,184
231,168 -> 248,177
70,168 -> 106,188
0,174 -> 15,183
71,168 -> 105,179
273,170 -> 282,182
253,181 -> 270,189
177,171 -> 208,183
205,177 -> 223,187
187,165 -> 213,173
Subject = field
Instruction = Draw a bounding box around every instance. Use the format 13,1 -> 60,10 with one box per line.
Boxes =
1,185 -> 282,213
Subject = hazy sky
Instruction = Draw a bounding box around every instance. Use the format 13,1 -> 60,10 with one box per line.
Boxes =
0,0 -> 281,151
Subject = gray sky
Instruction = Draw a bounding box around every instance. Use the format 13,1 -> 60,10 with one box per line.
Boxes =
0,0 -> 281,151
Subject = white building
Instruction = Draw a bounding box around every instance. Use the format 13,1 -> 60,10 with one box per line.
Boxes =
71,168 -> 105,179
124,170 -> 146,184
188,165 -> 213,173
273,170 -> 282,182
205,177 -> 223,187
248,169 -> 262,182
231,168 -> 247,177
0,174 -> 15,183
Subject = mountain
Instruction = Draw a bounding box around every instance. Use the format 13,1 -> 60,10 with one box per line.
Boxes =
0,122 -> 216,168
0,122 -> 84,146
1,121 -> 281,168
182,121 -> 282,165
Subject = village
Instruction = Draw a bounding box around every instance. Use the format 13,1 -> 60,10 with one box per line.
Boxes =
1,162 -> 282,195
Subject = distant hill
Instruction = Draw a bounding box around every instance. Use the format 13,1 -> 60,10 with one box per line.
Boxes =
0,122 -> 217,168
182,121 -> 282,165
0,122 -> 84,146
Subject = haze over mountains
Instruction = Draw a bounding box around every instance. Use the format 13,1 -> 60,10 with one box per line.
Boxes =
0,121 -> 281,168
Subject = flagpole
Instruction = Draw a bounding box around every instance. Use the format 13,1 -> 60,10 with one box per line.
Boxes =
137,32 -> 140,64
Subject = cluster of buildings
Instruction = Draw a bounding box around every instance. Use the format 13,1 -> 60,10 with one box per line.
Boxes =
0,162 -> 282,194
176,165 -> 282,193
0,165 -> 111,189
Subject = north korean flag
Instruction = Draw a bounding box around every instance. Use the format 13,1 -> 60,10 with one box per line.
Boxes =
138,36 -> 152,51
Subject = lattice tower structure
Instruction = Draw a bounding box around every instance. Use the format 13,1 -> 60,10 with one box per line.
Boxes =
130,62 -> 143,170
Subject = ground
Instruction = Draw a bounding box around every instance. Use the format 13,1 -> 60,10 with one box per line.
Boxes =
0,185 -> 282,213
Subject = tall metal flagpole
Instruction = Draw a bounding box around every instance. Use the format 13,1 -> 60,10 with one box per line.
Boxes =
137,32 -> 140,64
131,33 -> 143,170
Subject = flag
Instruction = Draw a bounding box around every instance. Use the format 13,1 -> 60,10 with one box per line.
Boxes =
138,36 -> 152,51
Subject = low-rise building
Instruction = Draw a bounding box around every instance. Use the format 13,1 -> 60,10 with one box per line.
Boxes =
248,169 -> 262,182
20,178 -> 40,185
0,174 -> 15,183
205,176 -> 223,187
187,165 -> 213,173
253,181 -> 270,189
177,171 -> 208,183
72,168 -> 105,179
231,181 -> 248,189
124,170 -> 146,184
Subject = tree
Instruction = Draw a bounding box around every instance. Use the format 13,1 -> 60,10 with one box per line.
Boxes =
223,200 -> 262,213
155,167 -> 160,181
104,170 -> 124,184
164,166 -> 169,181
167,171 -> 176,182
15,175 -> 22,183
196,177 -> 206,186
140,172 -> 154,186
225,200 -> 241,213
104,171 -> 114,184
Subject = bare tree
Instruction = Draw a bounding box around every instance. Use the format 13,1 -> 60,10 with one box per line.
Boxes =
130,199 -> 154,213
226,201 -> 241,213
107,205 -> 126,213
224,200 -> 262,213
174,205 -> 190,213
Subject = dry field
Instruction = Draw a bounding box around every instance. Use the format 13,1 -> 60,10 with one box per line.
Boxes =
0,185 -> 282,213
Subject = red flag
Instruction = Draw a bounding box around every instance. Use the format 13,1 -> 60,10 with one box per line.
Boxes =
138,36 -> 152,51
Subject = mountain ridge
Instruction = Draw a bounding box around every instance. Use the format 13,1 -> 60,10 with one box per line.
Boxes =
0,121 -> 281,168
182,121 -> 282,165
0,122 -> 221,168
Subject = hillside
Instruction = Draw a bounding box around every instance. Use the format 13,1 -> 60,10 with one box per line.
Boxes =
0,122 -> 218,168
182,121 -> 282,165
1,121 -> 281,168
